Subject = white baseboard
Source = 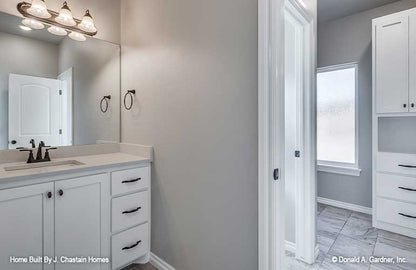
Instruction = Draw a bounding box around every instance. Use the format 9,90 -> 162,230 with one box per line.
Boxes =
150,253 -> 176,270
285,240 -> 296,253
318,197 -> 372,215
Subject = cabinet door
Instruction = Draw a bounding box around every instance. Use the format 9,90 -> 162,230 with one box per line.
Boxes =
55,174 -> 110,270
409,14 -> 416,112
0,183 -> 54,270
375,16 -> 409,113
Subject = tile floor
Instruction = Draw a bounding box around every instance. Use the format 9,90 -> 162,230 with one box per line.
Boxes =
124,203 -> 416,270
286,203 -> 416,270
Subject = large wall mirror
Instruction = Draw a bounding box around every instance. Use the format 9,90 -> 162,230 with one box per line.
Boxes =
0,11 -> 120,150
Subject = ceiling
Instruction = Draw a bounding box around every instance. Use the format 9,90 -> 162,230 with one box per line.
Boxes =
318,0 -> 402,23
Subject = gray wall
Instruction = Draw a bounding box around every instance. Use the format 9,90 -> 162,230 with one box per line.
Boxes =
0,32 -> 59,149
0,0 -> 120,43
120,0 -> 258,269
317,0 -> 416,207
58,37 -> 121,145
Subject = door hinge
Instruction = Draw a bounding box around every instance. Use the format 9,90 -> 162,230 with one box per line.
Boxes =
59,129 -> 62,135
273,168 -> 279,180
59,90 -> 62,95
295,150 -> 301,158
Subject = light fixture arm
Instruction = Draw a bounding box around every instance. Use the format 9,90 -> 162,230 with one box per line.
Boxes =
17,1 -> 97,36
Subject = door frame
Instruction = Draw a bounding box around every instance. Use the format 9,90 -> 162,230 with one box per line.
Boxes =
258,0 -> 316,269
284,0 -> 317,264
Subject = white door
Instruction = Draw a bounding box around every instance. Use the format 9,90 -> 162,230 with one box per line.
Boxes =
0,183 -> 54,270
409,14 -> 416,112
9,74 -> 61,149
375,16 -> 409,113
58,68 -> 73,146
54,174 -> 109,270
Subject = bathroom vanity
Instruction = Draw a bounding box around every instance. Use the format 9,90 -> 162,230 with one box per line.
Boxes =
0,6 -> 151,268
0,148 -> 152,270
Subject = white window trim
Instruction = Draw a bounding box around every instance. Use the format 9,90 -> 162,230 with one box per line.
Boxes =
317,63 -> 360,177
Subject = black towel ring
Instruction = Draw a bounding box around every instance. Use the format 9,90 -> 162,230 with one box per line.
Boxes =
100,95 -> 111,113
124,90 -> 136,110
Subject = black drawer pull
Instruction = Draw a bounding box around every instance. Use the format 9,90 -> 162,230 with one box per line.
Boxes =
398,186 -> 416,192
122,240 -> 142,250
398,164 -> 416,168
122,207 -> 142,214
122,178 -> 141,184
399,213 -> 416,219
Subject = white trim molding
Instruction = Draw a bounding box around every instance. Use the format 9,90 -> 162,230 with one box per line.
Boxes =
285,241 -> 296,253
317,163 -> 361,177
150,253 -> 176,270
317,197 -> 372,215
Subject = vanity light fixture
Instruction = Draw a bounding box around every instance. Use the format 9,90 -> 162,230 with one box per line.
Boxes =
22,18 -> 45,29
69,31 -> 86,41
47,25 -> 67,36
19,25 -> 32,31
55,1 -> 76,26
17,1 -> 98,40
26,0 -> 51,19
77,10 -> 97,33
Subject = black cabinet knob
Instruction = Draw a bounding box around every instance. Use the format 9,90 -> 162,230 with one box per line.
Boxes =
46,192 -> 52,199
403,104 -> 407,108
58,189 -> 64,196
11,140 -> 16,144
412,103 -> 415,108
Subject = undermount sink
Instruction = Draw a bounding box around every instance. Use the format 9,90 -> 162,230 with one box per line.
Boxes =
4,160 -> 85,172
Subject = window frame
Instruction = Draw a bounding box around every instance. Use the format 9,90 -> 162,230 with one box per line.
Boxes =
316,63 -> 361,177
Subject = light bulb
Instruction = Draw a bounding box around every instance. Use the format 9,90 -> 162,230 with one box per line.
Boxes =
22,18 -> 45,30
78,10 -> 97,33
55,1 -> 76,26
69,31 -> 86,41
47,25 -> 67,36
19,25 -> 32,31
27,0 -> 51,19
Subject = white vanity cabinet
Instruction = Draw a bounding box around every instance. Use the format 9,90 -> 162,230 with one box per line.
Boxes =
373,8 -> 416,238
374,10 -> 416,114
54,174 -> 110,270
0,161 -> 151,270
0,183 -> 54,270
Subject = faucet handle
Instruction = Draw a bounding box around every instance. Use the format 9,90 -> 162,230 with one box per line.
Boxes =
19,149 -> 35,163
30,139 -> 36,148
44,147 -> 57,161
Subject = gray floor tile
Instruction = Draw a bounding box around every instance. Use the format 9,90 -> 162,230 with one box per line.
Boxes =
320,206 -> 352,221
286,251 -> 321,270
319,255 -> 370,270
340,213 -> 378,244
317,214 -> 347,238
318,204 -> 326,215
286,204 -> 416,270
318,234 -> 336,254
328,235 -> 375,257
373,236 -> 416,270
122,263 -> 158,270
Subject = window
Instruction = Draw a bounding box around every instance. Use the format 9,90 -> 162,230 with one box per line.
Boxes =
317,63 -> 360,176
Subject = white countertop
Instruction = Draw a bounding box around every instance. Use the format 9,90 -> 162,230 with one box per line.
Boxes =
0,152 -> 151,182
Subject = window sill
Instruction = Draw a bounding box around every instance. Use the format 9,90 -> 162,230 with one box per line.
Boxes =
317,164 -> 361,177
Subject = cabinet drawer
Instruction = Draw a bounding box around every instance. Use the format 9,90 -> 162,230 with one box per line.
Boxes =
112,167 -> 150,196
377,152 -> 416,175
377,173 -> 416,203
112,191 -> 149,232
112,223 -> 149,269
376,198 -> 416,230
